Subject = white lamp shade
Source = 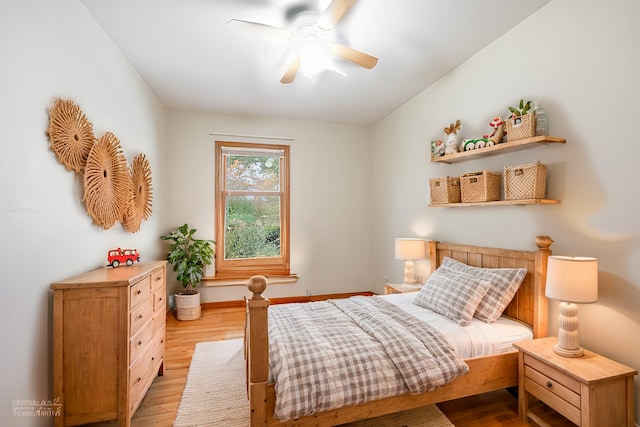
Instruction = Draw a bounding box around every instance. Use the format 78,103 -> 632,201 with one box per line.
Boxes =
394,238 -> 426,260
545,256 -> 598,303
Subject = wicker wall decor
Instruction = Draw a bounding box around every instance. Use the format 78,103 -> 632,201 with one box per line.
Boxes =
122,153 -> 153,233
46,97 -> 155,232
83,132 -> 132,229
46,98 -> 96,173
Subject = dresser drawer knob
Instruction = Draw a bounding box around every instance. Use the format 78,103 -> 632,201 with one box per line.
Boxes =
137,290 -> 142,295
138,340 -> 142,346
546,381 -> 553,388
137,377 -> 142,383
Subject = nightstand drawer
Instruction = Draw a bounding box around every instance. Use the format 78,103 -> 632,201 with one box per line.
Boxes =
524,375 -> 582,425
524,354 -> 581,394
524,364 -> 581,407
524,364 -> 582,425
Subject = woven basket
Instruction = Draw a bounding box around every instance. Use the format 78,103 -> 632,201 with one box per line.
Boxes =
506,113 -> 536,141
504,162 -> 547,200
460,171 -> 501,202
430,176 -> 461,203
175,292 -> 201,321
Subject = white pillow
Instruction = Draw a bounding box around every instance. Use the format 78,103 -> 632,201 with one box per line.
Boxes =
440,257 -> 527,323
413,268 -> 490,326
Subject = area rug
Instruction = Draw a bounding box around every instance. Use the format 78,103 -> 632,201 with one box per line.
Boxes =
173,338 -> 454,427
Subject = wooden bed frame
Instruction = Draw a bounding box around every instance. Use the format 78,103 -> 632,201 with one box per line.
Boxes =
244,235 -> 553,426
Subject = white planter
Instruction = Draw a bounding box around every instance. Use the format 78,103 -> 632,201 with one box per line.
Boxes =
174,292 -> 201,321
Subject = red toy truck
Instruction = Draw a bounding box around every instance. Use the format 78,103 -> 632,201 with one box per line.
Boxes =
107,248 -> 140,267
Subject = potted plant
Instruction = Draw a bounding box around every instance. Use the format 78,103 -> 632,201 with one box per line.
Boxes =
506,99 -> 536,141
160,224 -> 215,320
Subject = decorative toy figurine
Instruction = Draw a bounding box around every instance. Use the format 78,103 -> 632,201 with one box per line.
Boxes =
462,116 -> 506,151
443,119 -> 461,155
431,140 -> 445,158
484,116 -> 505,145
107,248 -> 140,267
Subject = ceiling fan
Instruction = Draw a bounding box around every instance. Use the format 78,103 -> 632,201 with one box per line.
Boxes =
228,0 -> 378,84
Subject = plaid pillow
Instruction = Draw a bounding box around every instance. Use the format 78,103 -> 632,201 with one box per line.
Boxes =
441,257 -> 527,323
413,268 -> 490,326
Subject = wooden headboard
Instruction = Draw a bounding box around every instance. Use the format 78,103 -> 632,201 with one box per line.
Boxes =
427,235 -> 552,338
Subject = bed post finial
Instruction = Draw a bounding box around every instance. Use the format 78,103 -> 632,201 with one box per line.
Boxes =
535,235 -> 553,251
534,235 -> 552,339
247,275 -> 268,300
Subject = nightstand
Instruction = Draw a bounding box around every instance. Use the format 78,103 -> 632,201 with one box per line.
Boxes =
384,283 -> 421,294
513,337 -> 637,427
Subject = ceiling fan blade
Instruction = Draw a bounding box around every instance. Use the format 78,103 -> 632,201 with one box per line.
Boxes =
318,0 -> 357,29
330,43 -> 378,69
280,57 -> 301,84
227,19 -> 291,39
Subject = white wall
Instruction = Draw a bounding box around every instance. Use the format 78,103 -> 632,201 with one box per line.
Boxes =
0,1 -> 167,426
3,0 -> 640,425
371,0 -> 640,422
163,110 -> 373,301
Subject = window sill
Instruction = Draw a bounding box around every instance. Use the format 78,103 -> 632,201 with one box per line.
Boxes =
200,274 -> 299,287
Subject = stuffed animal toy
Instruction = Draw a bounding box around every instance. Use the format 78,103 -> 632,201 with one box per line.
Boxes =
443,119 -> 461,155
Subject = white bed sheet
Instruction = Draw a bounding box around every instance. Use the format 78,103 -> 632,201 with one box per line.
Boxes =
380,292 -> 532,359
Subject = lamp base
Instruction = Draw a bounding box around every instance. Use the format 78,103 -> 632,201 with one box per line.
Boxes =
403,260 -> 417,284
554,301 -> 584,358
553,344 -> 584,358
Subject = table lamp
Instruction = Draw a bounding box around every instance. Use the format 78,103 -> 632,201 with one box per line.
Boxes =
394,238 -> 426,284
545,255 -> 598,357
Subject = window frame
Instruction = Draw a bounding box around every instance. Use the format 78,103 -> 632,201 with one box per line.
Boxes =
214,141 -> 290,278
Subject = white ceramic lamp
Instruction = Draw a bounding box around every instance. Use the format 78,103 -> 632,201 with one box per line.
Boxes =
545,256 -> 598,357
395,238 -> 426,284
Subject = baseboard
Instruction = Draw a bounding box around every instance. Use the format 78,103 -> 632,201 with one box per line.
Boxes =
201,291 -> 376,309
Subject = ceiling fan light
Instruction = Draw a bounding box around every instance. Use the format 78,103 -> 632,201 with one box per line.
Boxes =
300,42 -> 330,77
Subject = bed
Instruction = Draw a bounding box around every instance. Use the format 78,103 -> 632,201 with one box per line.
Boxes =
244,235 -> 553,426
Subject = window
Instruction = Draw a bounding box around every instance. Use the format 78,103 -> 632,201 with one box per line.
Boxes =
215,141 -> 290,278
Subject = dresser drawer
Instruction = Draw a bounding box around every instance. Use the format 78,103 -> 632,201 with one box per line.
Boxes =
151,328 -> 165,367
130,322 -> 154,365
129,348 -> 154,414
130,296 -> 153,336
152,309 -> 165,334
130,276 -> 151,308
153,288 -> 166,313
150,269 -> 165,293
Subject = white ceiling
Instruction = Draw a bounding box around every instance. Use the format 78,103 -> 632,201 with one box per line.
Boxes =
82,0 -> 550,125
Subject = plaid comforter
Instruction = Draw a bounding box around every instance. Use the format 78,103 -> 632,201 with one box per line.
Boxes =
268,296 -> 469,421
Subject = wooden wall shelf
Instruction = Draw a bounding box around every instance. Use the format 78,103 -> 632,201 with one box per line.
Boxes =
429,199 -> 561,207
431,136 -> 566,164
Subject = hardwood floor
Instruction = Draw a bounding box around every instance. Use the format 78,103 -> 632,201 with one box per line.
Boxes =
129,306 -> 576,427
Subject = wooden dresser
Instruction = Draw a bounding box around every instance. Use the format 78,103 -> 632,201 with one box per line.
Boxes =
51,261 -> 167,427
